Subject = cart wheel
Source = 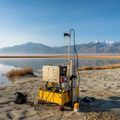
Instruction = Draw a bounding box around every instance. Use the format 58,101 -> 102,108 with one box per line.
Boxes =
59,105 -> 64,111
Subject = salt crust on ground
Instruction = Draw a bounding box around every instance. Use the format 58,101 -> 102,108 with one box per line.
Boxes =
0,69 -> 120,120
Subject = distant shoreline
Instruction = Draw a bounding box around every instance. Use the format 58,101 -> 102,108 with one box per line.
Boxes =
0,56 -> 120,59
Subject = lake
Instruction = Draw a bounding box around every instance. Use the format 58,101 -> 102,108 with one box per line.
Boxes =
1,58 -> 120,85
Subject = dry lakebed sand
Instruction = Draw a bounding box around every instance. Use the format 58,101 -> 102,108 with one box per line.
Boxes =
0,69 -> 120,120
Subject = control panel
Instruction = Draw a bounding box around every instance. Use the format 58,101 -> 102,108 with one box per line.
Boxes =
43,66 -> 67,83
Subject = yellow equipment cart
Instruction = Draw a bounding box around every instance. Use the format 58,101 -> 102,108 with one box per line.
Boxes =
39,29 -> 79,111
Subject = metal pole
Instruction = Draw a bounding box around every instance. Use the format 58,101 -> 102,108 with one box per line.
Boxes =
68,31 -> 71,85
69,35 -> 70,64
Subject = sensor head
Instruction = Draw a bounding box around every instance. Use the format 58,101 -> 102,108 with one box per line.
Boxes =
64,33 -> 70,37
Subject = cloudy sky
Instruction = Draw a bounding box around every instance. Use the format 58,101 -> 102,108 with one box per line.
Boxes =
0,0 -> 120,48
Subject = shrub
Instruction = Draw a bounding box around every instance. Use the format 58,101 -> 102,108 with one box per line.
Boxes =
94,66 -> 104,70
6,67 -> 33,79
78,64 -> 120,71
78,66 -> 93,71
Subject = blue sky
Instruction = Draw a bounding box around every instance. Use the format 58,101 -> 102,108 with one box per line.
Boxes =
0,0 -> 120,48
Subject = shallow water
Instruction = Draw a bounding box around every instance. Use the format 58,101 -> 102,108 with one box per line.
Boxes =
0,64 -> 15,85
1,58 -> 120,85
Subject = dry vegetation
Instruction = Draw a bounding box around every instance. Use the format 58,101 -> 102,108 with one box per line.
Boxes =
78,66 -> 93,71
2,73 -> 4,76
34,70 -> 41,73
34,70 -> 38,72
78,64 -> 120,71
6,67 -> 34,79
1,56 -> 120,59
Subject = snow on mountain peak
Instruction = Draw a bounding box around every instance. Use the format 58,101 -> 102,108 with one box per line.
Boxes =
85,40 -> 114,45
99,40 -> 114,44
95,41 -> 98,43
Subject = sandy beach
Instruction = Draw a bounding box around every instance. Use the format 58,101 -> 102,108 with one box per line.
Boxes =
0,69 -> 120,120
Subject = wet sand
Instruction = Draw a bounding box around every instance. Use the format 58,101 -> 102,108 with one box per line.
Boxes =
0,69 -> 120,120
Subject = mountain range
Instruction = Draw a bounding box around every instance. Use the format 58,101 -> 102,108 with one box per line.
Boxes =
0,40 -> 120,54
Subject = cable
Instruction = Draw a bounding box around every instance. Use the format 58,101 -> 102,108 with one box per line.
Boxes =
58,111 -> 64,120
70,29 -> 80,106
71,29 -> 76,73
70,29 -> 78,69
63,37 -> 67,65
73,31 -> 80,104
